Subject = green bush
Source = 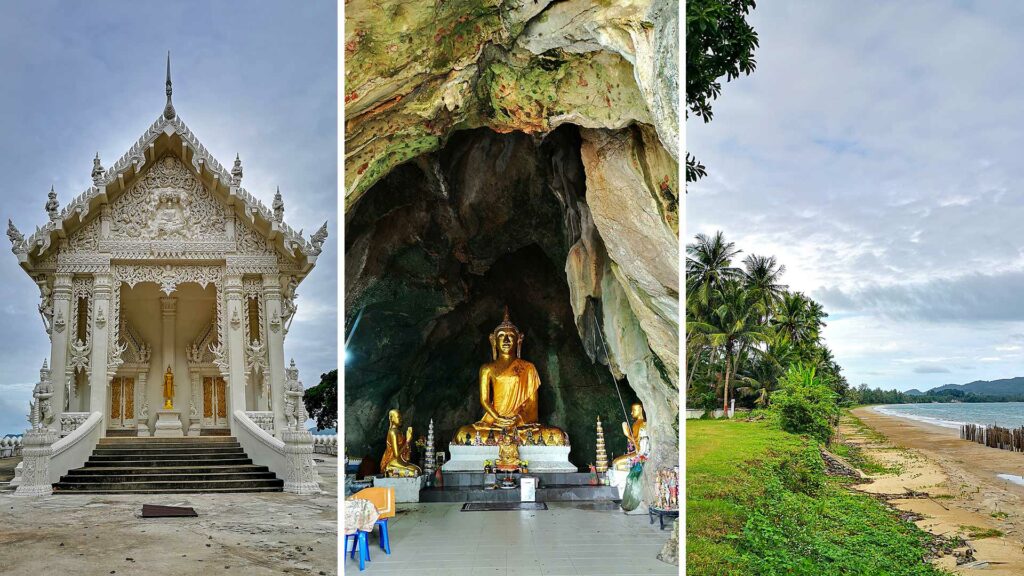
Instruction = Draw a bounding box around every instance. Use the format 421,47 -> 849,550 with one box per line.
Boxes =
769,364 -> 839,444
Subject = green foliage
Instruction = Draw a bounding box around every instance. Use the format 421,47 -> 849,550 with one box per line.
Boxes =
742,474 -> 946,575
960,525 -> 1003,539
687,420 -> 947,576
852,382 -> 1024,405
769,364 -> 839,444
303,369 -> 337,431
687,231 -> 851,414
686,0 -> 759,181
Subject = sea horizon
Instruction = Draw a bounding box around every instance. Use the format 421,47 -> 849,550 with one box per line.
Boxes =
872,402 -> 1024,431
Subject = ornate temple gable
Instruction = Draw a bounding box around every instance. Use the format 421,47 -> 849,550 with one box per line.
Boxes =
108,156 -> 227,242
9,110 -> 327,279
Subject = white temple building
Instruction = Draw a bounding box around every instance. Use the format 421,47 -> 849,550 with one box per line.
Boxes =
6,56 -> 326,496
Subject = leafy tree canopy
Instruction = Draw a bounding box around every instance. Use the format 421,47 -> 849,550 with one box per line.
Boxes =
686,0 -> 759,182
303,369 -> 337,431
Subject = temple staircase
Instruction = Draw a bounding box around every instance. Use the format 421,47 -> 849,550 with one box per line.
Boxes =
53,436 -> 283,494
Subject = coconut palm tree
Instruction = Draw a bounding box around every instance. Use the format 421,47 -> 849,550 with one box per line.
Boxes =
687,231 -> 742,307
735,336 -> 796,406
687,279 -> 772,413
742,253 -> 788,315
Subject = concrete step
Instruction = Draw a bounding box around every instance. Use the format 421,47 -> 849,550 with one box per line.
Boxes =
81,458 -> 254,468
420,484 -> 619,503
51,487 -> 284,494
60,471 -> 278,483
89,452 -> 248,462
71,465 -> 271,475
93,446 -> 243,455
98,437 -> 238,445
439,471 -> 597,488
56,473 -> 284,485
54,478 -> 284,491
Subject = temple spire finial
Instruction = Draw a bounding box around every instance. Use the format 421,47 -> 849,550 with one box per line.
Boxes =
163,51 -> 176,120
273,187 -> 284,222
45,185 -> 59,220
91,152 -> 105,186
231,153 -> 243,185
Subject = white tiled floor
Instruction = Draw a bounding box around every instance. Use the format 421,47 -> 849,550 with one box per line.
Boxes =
344,502 -> 678,575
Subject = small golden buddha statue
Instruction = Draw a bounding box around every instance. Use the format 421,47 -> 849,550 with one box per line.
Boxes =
612,402 -> 648,471
162,366 -> 175,410
453,308 -> 567,446
495,432 -> 521,471
380,409 -> 422,477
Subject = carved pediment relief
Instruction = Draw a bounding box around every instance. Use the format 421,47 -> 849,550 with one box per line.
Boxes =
110,156 -> 226,241
118,318 -> 151,366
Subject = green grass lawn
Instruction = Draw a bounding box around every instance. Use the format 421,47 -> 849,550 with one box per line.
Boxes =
687,419 -> 948,575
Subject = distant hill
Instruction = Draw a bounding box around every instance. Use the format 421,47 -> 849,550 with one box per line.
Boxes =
927,377 -> 1024,397
904,389 -> 924,396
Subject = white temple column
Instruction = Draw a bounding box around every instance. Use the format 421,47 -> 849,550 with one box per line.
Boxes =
136,371 -> 150,436
88,273 -> 112,431
187,369 -> 201,436
48,273 -> 72,425
224,274 -> 248,430
263,274 -> 287,436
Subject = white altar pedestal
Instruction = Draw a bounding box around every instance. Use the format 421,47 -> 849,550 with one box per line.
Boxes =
609,469 -> 628,498
372,475 -> 426,502
153,411 -> 184,437
441,444 -> 576,473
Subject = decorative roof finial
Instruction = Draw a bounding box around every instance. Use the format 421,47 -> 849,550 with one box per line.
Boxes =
7,219 -> 24,247
273,187 -> 284,222
91,152 -> 105,186
45,186 -> 59,220
163,51 -> 176,120
309,221 -> 328,256
231,153 -> 243,185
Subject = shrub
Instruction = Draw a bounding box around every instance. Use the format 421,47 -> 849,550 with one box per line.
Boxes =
769,363 -> 839,444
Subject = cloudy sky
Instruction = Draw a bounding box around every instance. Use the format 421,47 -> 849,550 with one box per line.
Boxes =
689,1 -> 1024,392
0,1 -> 337,435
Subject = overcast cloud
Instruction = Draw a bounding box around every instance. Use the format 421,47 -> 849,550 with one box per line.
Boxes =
689,1 -> 1024,391
0,1 -> 337,435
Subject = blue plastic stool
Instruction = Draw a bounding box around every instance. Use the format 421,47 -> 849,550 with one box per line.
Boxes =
345,530 -> 371,570
375,518 -> 391,554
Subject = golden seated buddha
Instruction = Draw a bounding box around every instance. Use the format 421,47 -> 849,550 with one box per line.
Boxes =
380,409 -> 422,477
453,309 -> 568,447
612,402 -> 648,471
495,432 -> 521,471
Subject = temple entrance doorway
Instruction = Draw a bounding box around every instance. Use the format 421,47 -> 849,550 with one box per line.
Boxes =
202,376 -> 228,428
109,377 -> 135,430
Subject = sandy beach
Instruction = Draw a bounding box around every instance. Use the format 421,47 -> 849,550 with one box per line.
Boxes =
848,406 -> 1024,573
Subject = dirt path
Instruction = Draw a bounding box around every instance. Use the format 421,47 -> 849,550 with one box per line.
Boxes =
847,407 -> 1024,574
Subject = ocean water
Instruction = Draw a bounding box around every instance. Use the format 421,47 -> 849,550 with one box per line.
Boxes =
874,402 -> 1024,430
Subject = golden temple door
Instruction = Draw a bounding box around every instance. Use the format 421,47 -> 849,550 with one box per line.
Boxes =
202,376 -> 228,428
109,377 -> 135,429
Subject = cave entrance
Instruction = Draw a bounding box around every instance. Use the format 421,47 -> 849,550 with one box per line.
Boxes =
344,126 -> 641,476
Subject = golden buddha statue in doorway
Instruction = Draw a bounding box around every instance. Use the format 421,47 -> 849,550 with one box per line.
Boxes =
163,366 -> 175,410
452,308 -> 567,446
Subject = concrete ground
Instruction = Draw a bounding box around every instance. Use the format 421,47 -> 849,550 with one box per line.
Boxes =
343,501 -> 677,576
0,455 -> 337,576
